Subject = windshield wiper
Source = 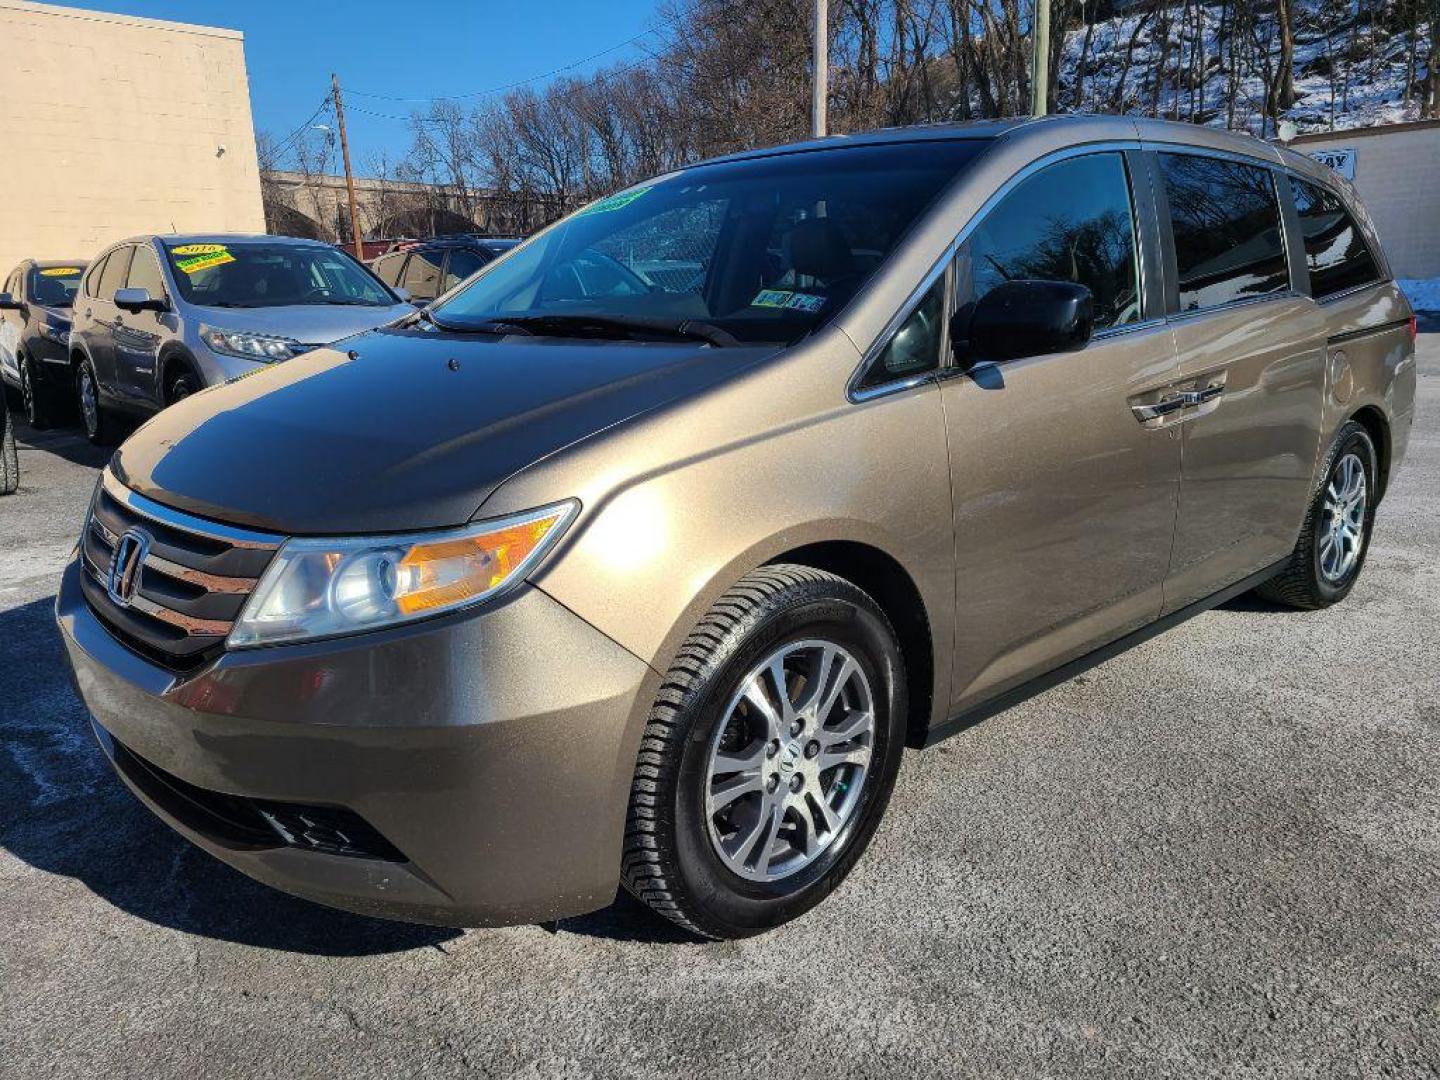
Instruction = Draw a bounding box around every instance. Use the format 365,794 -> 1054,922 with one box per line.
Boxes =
490,314 -> 740,347
406,308 -> 533,335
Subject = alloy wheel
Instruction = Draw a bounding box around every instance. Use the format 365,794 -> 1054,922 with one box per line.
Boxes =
1319,451 -> 1367,584
78,367 -> 98,437
704,639 -> 875,883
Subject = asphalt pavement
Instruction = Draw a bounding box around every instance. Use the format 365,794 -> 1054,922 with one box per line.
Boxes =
1,338 -> 1437,1079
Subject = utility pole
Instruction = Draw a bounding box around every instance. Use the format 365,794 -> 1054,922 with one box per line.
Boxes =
812,0 -> 828,137
331,73 -> 365,258
1030,0 -> 1050,116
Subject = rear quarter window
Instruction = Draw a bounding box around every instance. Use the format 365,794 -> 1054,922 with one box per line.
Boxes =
1289,177 -> 1381,300
1159,153 -> 1290,312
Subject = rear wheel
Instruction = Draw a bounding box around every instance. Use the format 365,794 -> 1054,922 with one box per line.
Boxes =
1257,420 -> 1378,609
76,360 -> 116,446
19,356 -> 54,428
622,565 -> 907,939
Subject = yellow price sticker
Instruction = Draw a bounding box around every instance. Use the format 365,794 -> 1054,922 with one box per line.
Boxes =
39,267 -> 82,277
170,243 -> 228,257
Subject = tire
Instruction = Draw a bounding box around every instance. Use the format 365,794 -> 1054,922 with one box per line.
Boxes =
165,366 -> 199,405
622,564 -> 907,939
0,403 -> 18,495
19,356 -> 53,429
1257,420 -> 1378,609
76,359 -> 116,446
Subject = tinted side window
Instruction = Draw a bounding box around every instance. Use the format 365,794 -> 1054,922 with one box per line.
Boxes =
401,249 -> 444,300
960,152 -> 1142,331
96,247 -> 133,301
443,249 -> 486,291
84,253 -> 111,299
1159,154 -> 1289,312
127,246 -> 167,298
1289,177 -> 1380,300
373,252 -> 405,286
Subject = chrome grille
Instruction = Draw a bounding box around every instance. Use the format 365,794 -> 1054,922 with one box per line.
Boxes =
80,472 -> 282,665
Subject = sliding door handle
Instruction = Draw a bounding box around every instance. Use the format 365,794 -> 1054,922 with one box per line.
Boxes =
1180,383 -> 1224,406
1131,394 -> 1186,422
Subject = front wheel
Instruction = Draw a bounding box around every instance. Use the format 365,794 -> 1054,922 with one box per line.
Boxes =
0,403 -> 18,495
76,361 -> 116,446
622,565 -> 907,939
1257,420 -> 1378,609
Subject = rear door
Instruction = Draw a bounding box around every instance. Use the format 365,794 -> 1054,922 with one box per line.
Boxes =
1151,151 -> 1328,610
399,247 -> 445,304
937,149 -> 1183,712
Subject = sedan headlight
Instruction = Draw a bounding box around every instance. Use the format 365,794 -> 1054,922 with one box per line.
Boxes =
228,501 -> 578,648
39,321 -> 70,344
200,324 -> 304,362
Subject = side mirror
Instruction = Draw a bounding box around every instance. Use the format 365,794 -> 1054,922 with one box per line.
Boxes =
114,287 -> 168,314
961,280 -> 1094,364
0,292 -> 21,311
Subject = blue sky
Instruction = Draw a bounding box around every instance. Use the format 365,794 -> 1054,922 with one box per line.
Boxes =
51,0 -> 662,171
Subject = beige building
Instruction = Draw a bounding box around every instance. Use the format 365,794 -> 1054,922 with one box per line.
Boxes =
0,0 -> 264,276
1289,120 -> 1440,280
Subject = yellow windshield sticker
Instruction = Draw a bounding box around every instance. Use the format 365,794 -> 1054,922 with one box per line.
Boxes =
174,249 -> 235,275
39,267 -> 82,277
751,289 -> 826,313
170,243 -> 227,257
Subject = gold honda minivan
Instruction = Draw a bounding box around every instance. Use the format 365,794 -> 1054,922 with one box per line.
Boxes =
58,116 -> 1416,939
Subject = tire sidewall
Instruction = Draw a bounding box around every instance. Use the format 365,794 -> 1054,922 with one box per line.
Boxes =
668,588 -> 906,936
1308,424 -> 1377,604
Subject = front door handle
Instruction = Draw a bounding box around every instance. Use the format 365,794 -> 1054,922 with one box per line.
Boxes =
1131,394 -> 1187,422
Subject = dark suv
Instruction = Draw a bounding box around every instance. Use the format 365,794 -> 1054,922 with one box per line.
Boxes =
371,236 -> 520,305
0,260 -> 87,427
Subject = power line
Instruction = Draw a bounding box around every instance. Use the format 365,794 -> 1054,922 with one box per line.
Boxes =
266,95 -> 334,163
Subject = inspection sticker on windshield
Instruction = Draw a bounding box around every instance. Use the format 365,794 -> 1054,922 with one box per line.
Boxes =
39,267 -> 82,277
751,289 -> 826,313
578,187 -> 652,216
171,244 -> 235,275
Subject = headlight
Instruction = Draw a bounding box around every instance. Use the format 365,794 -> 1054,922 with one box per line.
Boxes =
227,501 -> 578,648
39,321 -> 69,343
200,324 -> 304,363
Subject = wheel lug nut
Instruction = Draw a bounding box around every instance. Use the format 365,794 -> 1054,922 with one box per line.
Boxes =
790,720 -> 802,736
805,741 -> 820,758
789,774 -> 804,793
766,774 -> 779,793
766,740 -> 779,758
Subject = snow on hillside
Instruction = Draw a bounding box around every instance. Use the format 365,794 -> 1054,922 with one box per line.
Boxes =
1059,3 -> 1432,135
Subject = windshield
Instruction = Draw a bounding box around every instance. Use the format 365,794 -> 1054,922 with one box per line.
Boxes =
28,265 -> 85,308
430,140 -> 989,344
162,242 -> 396,308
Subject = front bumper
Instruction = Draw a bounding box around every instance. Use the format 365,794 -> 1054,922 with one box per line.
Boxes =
55,555 -> 658,926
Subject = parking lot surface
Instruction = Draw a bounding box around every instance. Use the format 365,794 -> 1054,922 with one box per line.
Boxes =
2,339 -> 1437,1079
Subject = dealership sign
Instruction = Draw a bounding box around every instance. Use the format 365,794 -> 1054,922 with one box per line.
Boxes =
1309,148 -> 1357,180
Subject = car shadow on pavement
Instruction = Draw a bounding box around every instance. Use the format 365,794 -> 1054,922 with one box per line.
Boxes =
0,595 -> 461,956
12,417 -> 122,471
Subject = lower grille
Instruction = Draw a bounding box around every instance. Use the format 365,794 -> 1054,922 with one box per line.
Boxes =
80,471 -> 281,666
107,732 -> 404,862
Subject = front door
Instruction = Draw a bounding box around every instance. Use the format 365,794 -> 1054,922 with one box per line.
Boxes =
0,269 -> 23,384
938,150 -> 1183,713
113,244 -> 169,406
1152,152 -> 1328,610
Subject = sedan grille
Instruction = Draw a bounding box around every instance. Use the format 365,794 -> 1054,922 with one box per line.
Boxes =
80,472 -> 281,667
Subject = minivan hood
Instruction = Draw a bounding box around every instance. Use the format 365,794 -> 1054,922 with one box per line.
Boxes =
113,328 -> 778,535
189,301 -> 414,347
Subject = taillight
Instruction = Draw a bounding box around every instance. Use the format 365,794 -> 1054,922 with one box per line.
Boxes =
1410,315 -> 1418,343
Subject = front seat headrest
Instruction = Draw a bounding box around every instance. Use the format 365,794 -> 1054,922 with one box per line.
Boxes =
789,218 -> 855,281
